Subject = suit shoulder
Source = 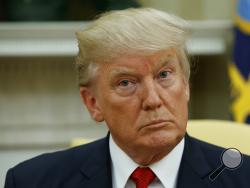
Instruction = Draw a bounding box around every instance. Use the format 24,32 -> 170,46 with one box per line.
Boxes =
188,137 -> 226,160
190,136 -> 250,161
7,137 -> 108,185
188,136 -> 250,182
190,136 -> 225,155
15,137 -> 106,170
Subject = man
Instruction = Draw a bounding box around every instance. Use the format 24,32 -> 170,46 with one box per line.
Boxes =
4,8 -> 250,188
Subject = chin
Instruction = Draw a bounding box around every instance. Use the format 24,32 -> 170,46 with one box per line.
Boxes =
147,130 -> 184,150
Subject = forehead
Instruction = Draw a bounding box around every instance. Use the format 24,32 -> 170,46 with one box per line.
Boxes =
98,49 -> 180,76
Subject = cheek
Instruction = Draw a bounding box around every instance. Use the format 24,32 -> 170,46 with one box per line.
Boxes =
174,85 -> 189,128
162,81 -> 189,124
172,79 -> 189,102
173,86 -> 189,117
102,97 -> 141,140
101,93 -> 141,123
162,83 -> 188,107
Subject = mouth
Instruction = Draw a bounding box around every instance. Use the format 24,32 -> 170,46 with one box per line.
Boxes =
143,120 -> 169,129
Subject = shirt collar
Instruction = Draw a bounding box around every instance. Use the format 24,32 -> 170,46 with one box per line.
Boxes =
109,135 -> 138,188
150,138 -> 185,188
109,134 -> 185,188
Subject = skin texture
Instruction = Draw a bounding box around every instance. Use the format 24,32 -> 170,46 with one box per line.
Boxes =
80,49 -> 190,165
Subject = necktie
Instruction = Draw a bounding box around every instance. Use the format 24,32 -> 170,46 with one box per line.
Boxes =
130,167 -> 156,188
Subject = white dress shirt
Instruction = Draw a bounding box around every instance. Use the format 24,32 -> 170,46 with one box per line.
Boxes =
109,135 -> 185,188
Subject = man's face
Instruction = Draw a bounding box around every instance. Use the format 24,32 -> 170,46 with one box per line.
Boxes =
81,49 -> 189,158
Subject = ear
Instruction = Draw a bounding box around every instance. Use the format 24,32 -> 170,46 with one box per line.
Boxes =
79,87 -> 104,122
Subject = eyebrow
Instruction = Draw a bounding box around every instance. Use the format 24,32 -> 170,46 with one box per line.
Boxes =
110,68 -> 139,78
109,55 -> 177,78
152,55 -> 176,73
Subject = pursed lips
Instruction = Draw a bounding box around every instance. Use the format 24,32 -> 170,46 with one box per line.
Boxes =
143,119 -> 169,128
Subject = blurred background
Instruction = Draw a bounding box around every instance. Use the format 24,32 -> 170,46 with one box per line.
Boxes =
1,0 -> 250,186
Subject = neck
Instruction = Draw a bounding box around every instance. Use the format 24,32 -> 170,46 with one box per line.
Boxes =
110,134 -> 183,166
128,145 -> 176,166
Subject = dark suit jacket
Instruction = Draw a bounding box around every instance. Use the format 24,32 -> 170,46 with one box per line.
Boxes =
4,134 -> 250,188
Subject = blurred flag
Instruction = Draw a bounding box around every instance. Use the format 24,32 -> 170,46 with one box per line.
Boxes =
229,0 -> 250,124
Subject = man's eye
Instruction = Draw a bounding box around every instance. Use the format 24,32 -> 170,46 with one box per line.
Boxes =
119,80 -> 131,87
159,71 -> 169,78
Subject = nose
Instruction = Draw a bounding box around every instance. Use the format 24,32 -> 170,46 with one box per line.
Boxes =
142,79 -> 163,111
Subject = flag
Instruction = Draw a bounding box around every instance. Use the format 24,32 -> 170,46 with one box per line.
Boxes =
229,0 -> 250,124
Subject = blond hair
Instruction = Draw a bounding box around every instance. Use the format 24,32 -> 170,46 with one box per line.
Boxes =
76,8 -> 190,86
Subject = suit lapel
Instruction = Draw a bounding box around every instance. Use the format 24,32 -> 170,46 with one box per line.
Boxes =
177,134 -> 218,188
74,135 -> 112,188
177,134 -> 250,188
70,133 -> 225,188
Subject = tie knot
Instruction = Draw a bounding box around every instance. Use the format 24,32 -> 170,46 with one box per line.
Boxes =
130,167 -> 156,188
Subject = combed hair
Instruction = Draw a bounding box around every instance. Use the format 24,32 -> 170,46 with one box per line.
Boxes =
76,8 -> 190,86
